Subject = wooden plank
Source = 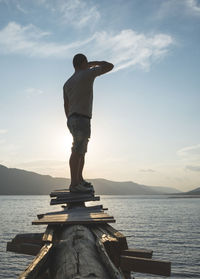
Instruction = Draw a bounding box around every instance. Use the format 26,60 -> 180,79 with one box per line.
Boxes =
50,191 -> 94,198
91,226 -> 121,268
8,233 -> 43,245
38,205 -> 105,219
38,212 -> 114,222
120,255 -> 171,276
18,243 -> 52,279
35,212 -> 114,220
7,242 -> 42,256
50,196 -> 100,205
32,217 -> 115,225
103,224 -> 128,251
42,225 -> 54,242
122,248 -> 153,259
51,194 -> 96,201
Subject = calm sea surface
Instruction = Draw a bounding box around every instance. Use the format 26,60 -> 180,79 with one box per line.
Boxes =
0,195 -> 199,279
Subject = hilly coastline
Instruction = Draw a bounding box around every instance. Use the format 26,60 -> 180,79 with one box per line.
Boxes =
0,164 -> 182,195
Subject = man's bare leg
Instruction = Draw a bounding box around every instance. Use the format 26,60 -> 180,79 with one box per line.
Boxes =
69,151 -> 82,187
78,155 -> 85,183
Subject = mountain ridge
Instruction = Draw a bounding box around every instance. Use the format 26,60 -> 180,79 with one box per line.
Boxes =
0,164 -> 183,195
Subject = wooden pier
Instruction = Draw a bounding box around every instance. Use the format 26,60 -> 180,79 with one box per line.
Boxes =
7,189 -> 171,278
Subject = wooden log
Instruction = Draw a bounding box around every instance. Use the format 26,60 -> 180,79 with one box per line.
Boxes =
122,248 -> 153,259
120,255 -> 171,276
18,243 -> 52,279
49,225 -> 124,279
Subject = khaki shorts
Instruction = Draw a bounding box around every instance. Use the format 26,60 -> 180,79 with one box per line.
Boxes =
67,114 -> 91,155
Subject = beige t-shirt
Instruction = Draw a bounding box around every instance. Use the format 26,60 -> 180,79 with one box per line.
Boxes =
63,67 -> 102,118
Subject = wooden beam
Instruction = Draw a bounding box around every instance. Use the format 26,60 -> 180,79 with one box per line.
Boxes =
18,243 -> 52,279
42,225 -> 55,242
8,233 -> 43,245
32,212 -> 115,225
50,196 -> 100,205
122,248 -> 153,259
91,226 -> 120,267
103,224 -> 128,251
120,255 -> 171,276
7,242 -> 42,256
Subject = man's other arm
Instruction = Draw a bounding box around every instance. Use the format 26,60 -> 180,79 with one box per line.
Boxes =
63,88 -> 69,118
88,61 -> 114,75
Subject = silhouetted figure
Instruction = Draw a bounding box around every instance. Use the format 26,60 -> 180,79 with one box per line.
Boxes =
63,54 -> 114,193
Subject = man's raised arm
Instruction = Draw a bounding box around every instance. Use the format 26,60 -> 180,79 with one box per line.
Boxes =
88,61 -> 114,75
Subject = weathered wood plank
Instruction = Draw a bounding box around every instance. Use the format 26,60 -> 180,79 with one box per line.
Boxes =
50,190 -> 94,198
8,233 -> 43,245
32,217 -> 115,225
7,242 -> 42,256
103,224 -> 128,251
18,243 -> 52,279
42,225 -> 54,242
38,205 -> 105,220
122,248 -> 153,259
50,196 -> 100,205
91,226 -> 121,268
120,255 -> 171,276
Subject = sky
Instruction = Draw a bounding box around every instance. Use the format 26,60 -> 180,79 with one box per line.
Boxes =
0,0 -> 200,191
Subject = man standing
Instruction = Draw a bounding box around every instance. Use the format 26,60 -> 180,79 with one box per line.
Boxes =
63,54 -> 114,193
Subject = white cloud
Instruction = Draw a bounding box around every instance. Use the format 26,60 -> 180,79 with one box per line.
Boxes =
185,165 -> 200,172
57,0 -> 100,28
0,129 -> 7,134
25,87 -> 44,97
91,30 -> 173,71
0,22 -> 94,57
177,144 -> 200,163
157,0 -> 200,18
35,0 -> 100,28
139,169 -> 156,172
0,22 -> 174,72
185,0 -> 200,15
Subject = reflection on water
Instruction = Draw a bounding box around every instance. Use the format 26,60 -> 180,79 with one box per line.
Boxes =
0,195 -> 199,278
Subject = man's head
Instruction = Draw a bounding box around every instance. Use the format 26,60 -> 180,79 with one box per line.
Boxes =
73,53 -> 88,70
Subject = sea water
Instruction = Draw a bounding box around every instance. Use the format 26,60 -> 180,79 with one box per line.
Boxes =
0,195 -> 199,278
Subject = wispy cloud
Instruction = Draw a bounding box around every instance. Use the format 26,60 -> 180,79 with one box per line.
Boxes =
0,22 -> 174,72
177,144 -> 200,163
0,129 -> 7,134
56,0 -> 100,28
0,22 -> 94,57
139,168 -> 156,173
156,0 -> 200,19
185,0 -> 200,15
91,29 -> 173,71
34,0 -> 100,28
25,87 -> 44,97
185,165 -> 200,172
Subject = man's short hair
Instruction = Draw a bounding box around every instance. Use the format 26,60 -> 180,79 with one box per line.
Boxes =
73,53 -> 87,68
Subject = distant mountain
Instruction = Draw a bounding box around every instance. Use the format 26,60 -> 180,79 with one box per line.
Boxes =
184,187 -> 200,195
0,164 -> 181,195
